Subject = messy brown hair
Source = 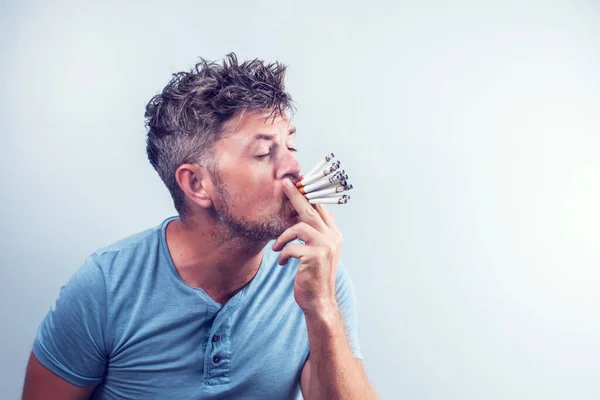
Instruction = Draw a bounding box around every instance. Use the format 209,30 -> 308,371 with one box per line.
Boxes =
144,52 -> 295,216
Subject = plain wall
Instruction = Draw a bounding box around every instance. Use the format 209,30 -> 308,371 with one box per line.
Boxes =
1,0 -> 599,399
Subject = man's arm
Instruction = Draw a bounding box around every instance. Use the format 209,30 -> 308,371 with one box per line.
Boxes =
24,254 -> 108,398
22,352 -> 95,400
273,179 -> 377,399
300,307 -> 377,400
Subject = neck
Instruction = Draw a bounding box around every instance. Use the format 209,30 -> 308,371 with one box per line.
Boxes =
165,211 -> 268,305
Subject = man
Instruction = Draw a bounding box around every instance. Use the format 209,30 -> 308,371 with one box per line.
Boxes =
22,53 -> 377,399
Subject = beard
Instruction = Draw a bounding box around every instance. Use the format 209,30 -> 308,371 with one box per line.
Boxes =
209,168 -> 297,243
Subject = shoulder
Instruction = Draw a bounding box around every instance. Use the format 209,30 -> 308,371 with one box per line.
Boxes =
55,216 -> 174,305
83,216 -> 174,277
94,217 -> 172,261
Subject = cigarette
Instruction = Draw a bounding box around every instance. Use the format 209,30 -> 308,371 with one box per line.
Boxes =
298,171 -> 348,194
297,161 -> 341,187
308,195 -> 350,205
297,153 -> 335,186
304,184 -> 353,200
300,177 -> 348,195
296,152 -> 354,205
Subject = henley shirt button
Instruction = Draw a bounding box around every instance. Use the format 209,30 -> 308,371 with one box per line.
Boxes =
213,355 -> 221,363
212,334 -> 220,342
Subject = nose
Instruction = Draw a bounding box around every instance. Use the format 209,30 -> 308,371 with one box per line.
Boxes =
276,147 -> 301,181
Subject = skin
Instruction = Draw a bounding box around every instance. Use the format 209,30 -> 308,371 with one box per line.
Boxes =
164,108 -> 303,305
274,172 -> 377,400
22,109 -> 377,399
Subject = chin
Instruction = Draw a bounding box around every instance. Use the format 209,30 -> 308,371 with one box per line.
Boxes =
268,212 -> 298,237
285,213 -> 300,228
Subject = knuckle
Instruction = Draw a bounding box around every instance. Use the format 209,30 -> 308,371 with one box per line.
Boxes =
317,247 -> 328,259
327,231 -> 342,247
328,244 -> 336,255
304,205 -> 317,217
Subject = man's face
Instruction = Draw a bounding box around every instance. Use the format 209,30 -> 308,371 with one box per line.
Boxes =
207,110 -> 302,242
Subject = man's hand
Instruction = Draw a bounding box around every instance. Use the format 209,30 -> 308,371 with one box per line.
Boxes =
271,179 -> 342,317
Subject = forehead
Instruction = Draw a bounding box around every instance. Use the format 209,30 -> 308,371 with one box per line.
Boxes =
224,109 -> 294,139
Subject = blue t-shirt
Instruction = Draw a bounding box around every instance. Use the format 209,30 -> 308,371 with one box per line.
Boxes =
33,216 -> 362,399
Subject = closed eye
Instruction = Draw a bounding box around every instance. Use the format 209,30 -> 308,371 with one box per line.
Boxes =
255,147 -> 298,159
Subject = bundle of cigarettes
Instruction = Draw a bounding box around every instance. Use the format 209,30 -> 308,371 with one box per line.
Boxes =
295,153 -> 353,205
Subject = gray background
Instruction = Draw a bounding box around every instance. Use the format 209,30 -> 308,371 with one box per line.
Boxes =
2,0 -> 600,399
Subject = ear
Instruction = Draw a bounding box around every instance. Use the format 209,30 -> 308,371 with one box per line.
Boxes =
175,163 -> 214,209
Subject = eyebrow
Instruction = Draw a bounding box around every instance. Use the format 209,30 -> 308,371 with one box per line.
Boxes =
253,127 -> 296,141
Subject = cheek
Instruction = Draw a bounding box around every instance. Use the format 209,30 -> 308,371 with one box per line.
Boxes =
237,178 -> 278,209
226,169 -> 280,212
249,173 -> 278,200
272,182 -> 282,199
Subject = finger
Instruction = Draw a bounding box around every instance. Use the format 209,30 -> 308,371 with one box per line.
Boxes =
271,222 -> 321,252
330,211 -> 336,222
313,203 -> 336,230
283,179 -> 327,231
278,243 -> 306,265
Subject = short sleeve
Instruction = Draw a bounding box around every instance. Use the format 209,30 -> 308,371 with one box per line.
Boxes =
306,259 -> 363,361
32,254 -> 108,387
333,260 -> 363,359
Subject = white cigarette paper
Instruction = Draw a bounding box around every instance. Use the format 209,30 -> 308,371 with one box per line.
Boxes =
299,161 -> 341,187
301,153 -> 335,181
308,195 -> 350,205
304,184 -> 353,200
297,152 -> 354,205
301,171 -> 347,193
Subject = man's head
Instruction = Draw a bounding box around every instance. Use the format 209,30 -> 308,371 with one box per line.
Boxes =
145,53 -> 301,241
